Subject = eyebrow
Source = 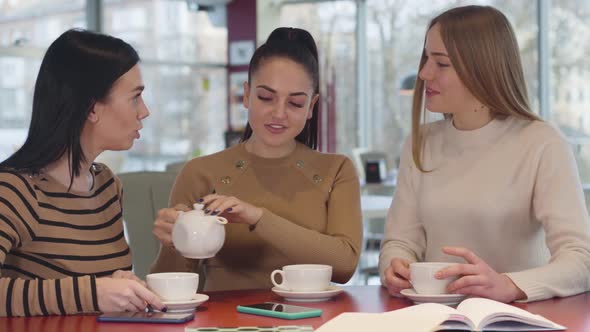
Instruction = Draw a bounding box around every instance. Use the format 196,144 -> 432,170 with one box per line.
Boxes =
256,85 -> 308,97
132,85 -> 145,93
425,50 -> 449,57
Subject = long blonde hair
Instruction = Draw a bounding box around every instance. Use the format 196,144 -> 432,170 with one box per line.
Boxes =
411,5 -> 541,172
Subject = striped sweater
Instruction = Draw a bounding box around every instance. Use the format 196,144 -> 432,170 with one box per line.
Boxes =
0,163 -> 132,317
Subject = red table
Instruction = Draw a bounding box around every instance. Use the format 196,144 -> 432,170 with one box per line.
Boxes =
2,285 -> 589,331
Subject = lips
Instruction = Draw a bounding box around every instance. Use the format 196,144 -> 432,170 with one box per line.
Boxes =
425,87 -> 440,98
134,126 -> 142,139
265,124 -> 287,134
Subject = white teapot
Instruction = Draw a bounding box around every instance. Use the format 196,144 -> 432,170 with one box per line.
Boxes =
172,203 -> 228,259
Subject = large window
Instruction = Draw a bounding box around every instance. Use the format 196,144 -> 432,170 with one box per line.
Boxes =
275,0 -> 540,175
0,0 -> 85,47
364,0 -> 538,166
0,0 -> 228,172
103,0 -> 228,171
0,0 -> 85,161
549,0 -> 590,182
279,1 -> 357,154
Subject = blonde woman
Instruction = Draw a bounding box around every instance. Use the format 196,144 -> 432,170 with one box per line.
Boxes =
379,5 -> 590,303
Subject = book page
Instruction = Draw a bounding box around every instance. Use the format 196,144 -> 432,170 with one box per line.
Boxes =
456,298 -> 564,330
187,327 -> 313,332
316,303 -> 463,332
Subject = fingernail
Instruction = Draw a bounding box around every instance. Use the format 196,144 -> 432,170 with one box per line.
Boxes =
204,209 -> 210,213
435,272 -> 442,278
226,207 -> 232,212
161,307 -> 168,312
198,198 -> 204,203
212,210 -> 220,215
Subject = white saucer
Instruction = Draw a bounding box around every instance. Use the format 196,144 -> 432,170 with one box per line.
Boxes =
400,289 -> 466,306
159,294 -> 209,312
272,285 -> 344,302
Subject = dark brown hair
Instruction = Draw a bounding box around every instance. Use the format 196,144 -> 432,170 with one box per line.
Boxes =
241,27 -> 320,149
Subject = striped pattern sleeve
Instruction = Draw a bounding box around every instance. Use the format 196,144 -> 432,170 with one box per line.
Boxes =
0,171 -> 99,316
0,273 -> 98,316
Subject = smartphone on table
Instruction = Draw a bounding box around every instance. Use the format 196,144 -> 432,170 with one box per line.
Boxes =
237,302 -> 322,320
97,311 -> 195,324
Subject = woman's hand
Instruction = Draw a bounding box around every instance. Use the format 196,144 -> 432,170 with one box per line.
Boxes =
152,204 -> 191,246
437,246 -> 526,303
382,258 -> 412,297
96,277 -> 165,312
200,194 -> 263,226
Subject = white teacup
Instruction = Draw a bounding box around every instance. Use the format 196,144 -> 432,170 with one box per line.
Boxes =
270,264 -> 332,292
146,272 -> 199,301
410,262 -> 457,295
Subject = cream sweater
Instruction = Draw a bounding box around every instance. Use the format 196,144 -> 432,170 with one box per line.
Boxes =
379,116 -> 590,302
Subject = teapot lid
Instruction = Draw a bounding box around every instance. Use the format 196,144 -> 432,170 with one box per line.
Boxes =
188,202 -> 228,224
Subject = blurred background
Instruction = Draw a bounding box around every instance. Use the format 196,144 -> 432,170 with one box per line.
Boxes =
0,0 -> 588,180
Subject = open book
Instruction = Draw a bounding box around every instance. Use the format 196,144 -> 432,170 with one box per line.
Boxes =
316,298 -> 565,332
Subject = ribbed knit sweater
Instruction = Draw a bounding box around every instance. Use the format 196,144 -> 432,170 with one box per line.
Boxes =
0,164 -> 131,316
379,116 -> 590,302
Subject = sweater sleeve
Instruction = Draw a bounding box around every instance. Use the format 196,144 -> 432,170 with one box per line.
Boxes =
0,205 -> 98,316
505,138 -> 590,302
378,137 -> 425,282
251,157 -> 363,283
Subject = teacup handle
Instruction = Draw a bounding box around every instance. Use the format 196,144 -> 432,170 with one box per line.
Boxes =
271,270 -> 288,289
216,217 -> 228,225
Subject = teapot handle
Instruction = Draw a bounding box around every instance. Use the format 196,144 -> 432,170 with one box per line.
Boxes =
216,217 -> 228,225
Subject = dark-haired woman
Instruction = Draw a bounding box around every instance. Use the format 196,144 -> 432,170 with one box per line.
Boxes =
0,29 -> 165,316
151,27 -> 363,291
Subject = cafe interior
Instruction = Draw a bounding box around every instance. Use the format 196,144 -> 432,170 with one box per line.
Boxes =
0,0 -> 589,330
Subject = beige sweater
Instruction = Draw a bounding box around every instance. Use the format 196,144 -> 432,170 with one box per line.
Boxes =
0,164 -> 131,316
379,116 -> 590,302
151,142 -> 363,291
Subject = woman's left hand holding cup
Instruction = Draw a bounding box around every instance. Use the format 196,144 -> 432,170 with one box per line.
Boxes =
382,258 -> 412,297
436,246 -> 526,303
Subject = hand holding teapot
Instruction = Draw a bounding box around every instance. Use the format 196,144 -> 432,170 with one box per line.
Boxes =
199,193 -> 263,226
153,203 -> 192,247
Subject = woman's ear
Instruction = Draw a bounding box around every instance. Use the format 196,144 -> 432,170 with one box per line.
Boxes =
88,102 -> 101,123
307,94 -> 320,119
242,81 -> 251,109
